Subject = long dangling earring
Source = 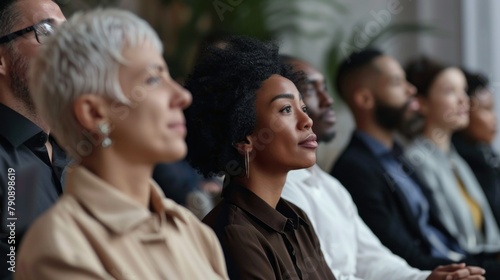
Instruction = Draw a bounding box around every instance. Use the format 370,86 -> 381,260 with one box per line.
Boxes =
245,150 -> 250,178
98,122 -> 112,148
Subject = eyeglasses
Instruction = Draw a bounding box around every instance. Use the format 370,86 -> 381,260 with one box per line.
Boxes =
0,19 -> 55,45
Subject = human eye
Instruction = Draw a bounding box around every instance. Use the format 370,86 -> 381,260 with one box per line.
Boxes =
34,21 -> 55,44
302,106 -> 308,113
146,76 -> 161,85
392,77 -> 403,86
279,105 -> 292,114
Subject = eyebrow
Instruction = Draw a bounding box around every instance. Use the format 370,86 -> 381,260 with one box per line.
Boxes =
269,93 -> 296,104
43,18 -> 56,24
144,64 -> 168,75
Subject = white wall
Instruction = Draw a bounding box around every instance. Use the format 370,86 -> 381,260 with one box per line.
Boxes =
279,0 -> 465,171
462,0 -> 500,151
113,0 -> 475,171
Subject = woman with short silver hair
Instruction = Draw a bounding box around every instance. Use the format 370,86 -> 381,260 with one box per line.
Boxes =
16,8 -> 228,280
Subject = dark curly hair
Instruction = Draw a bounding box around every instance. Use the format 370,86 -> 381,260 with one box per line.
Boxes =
184,36 -> 300,178
461,69 -> 489,97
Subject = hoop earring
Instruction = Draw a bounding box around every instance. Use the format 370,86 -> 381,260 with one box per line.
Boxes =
98,122 -> 112,148
245,150 -> 250,178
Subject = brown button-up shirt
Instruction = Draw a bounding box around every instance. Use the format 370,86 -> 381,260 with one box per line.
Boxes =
15,166 -> 229,280
203,183 -> 336,280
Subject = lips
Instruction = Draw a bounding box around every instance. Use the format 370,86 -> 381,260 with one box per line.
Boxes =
322,109 -> 336,123
299,134 -> 318,149
168,122 -> 186,136
408,98 -> 420,111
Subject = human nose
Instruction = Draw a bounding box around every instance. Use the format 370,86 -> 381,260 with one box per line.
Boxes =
319,87 -> 334,108
170,80 -> 192,109
459,91 -> 469,107
299,109 -> 313,130
406,81 -> 417,96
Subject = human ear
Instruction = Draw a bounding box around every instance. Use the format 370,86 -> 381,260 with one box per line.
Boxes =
73,95 -> 110,132
353,88 -> 374,110
234,136 -> 253,155
0,49 -> 8,77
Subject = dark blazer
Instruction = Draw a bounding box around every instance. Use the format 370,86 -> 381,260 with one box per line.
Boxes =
330,133 -> 455,270
453,135 -> 500,226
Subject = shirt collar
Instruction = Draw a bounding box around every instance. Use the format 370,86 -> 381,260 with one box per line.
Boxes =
0,103 -> 43,148
223,182 -> 309,233
287,165 -> 320,188
65,166 -> 186,234
355,130 -> 391,157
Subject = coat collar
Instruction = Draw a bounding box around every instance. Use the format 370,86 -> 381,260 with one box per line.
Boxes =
65,166 -> 188,234
223,182 -> 309,233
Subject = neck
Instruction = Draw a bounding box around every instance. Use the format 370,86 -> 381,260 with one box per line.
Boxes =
81,151 -> 153,208
0,97 -> 50,133
235,165 -> 287,208
423,123 -> 451,152
357,119 -> 394,148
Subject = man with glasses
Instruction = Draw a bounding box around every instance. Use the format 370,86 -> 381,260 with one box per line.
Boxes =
0,0 -> 66,278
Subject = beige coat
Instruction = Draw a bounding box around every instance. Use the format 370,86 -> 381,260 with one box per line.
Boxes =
15,166 -> 229,280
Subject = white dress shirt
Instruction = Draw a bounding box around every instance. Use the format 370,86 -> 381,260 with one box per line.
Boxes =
282,164 -> 431,280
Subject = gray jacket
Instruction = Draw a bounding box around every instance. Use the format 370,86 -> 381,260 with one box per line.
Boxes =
405,137 -> 500,253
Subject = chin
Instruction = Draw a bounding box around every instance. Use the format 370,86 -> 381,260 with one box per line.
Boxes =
454,121 -> 470,131
300,155 -> 317,169
160,143 -> 187,163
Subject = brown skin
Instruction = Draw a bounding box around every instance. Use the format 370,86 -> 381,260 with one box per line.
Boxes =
74,42 -> 192,208
462,89 -> 497,145
349,55 -> 418,148
341,56 -> 485,279
288,59 -> 336,143
235,74 -> 316,208
419,68 -> 469,152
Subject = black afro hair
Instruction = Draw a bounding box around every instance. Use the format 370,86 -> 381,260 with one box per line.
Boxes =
184,35 -> 300,178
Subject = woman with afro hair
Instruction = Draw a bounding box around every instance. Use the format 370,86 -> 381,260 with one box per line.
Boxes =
184,36 -> 336,280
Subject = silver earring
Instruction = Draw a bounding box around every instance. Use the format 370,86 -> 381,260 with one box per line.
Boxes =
98,122 -> 112,148
245,150 -> 250,178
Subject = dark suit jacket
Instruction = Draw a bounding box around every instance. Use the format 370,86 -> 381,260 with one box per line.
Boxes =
330,133 -> 456,270
453,135 -> 500,226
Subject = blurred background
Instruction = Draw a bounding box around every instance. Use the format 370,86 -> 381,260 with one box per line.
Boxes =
57,0 -> 499,172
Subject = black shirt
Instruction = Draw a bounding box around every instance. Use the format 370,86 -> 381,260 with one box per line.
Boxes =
203,182 -> 336,280
0,103 -> 70,278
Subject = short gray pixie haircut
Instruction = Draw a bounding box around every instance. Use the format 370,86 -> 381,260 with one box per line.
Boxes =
30,8 -> 163,159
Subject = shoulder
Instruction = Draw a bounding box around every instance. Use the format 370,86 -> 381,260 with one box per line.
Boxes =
17,196 -> 98,269
20,195 -> 89,238
162,197 -> 220,245
405,138 -> 435,162
334,140 -> 375,172
203,201 -> 271,245
332,143 -> 380,183
203,200 -> 253,233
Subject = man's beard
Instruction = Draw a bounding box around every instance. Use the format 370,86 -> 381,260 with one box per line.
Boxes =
374,96 -> 411,131
9,49 -> 36,114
